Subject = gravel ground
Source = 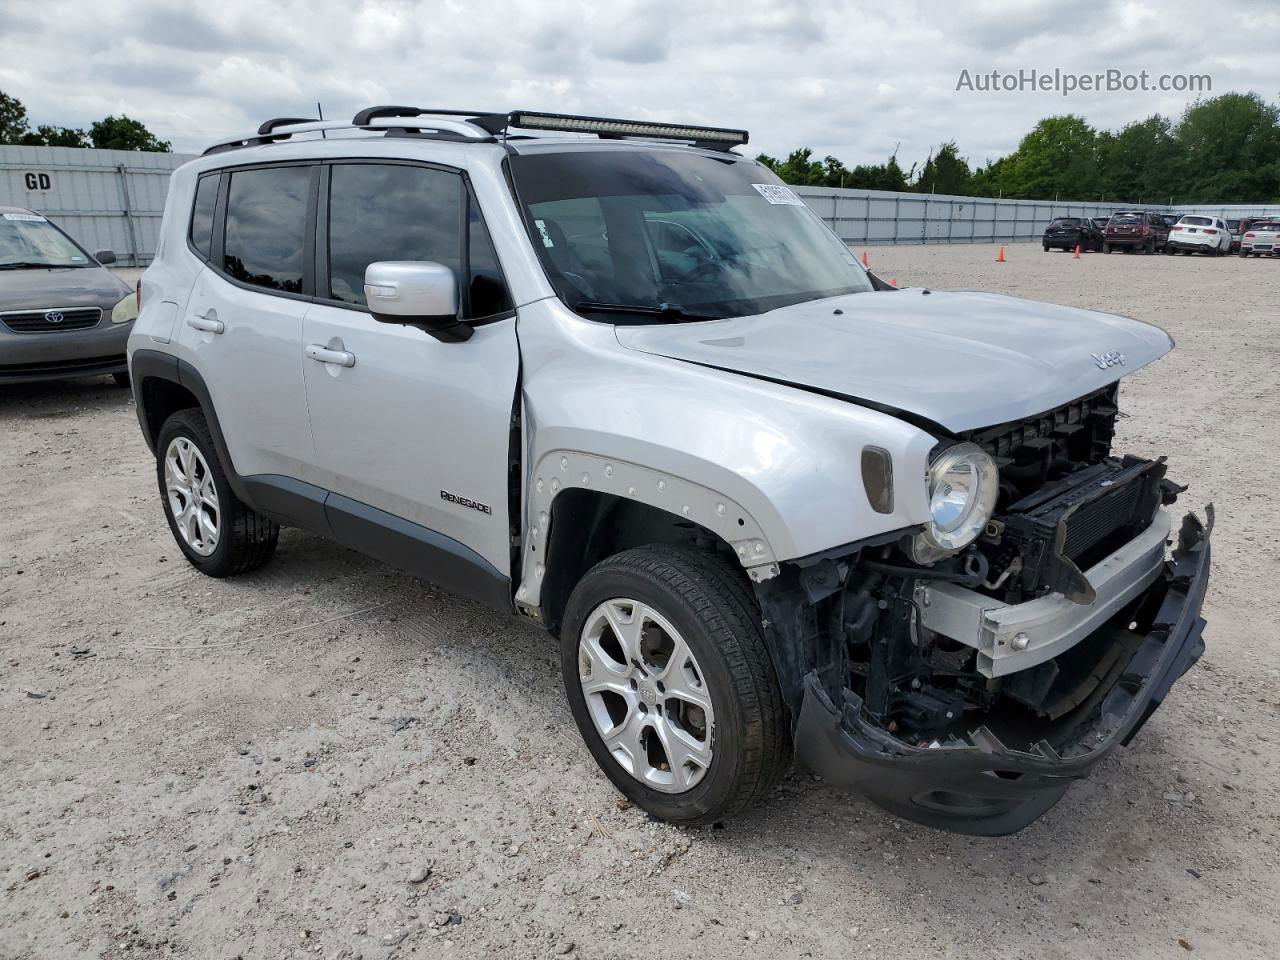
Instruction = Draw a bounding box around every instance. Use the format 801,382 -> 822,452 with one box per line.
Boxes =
2,247 -> 1277,960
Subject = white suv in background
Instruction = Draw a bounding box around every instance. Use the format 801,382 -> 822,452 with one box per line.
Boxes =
128,107 -> 1212,836
1166,215 -> 1231,255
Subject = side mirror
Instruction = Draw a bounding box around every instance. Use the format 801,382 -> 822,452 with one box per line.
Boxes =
364,261 -> 471,342
94,249 -> 117,265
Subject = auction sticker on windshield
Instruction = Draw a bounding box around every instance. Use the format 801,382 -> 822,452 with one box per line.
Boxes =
3,213 -> 48,222
751,183 -> 805,206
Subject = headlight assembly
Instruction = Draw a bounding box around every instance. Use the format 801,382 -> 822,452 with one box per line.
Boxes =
909,442 -> 998,563
111,292 -> 139,325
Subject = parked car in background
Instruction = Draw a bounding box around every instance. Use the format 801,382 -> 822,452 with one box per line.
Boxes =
1103,210 -> 1168,254
1240,220 -> 1280,257
1227,219 -> 1243,252
1042,216 -> 1103,252
0,207 -> 137,385
1166,215 -> 1231,256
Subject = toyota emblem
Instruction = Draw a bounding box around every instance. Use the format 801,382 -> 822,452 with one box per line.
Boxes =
44,310 -> 65,323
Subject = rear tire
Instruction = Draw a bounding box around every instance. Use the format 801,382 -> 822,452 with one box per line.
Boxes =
560,544 -> 790,825
1103,243 -> 1112,254
155,408 -> 279,577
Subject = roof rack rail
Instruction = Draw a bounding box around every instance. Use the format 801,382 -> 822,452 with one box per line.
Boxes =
259,116 -> 318,135
351,105 -> 506,132
202,113 -> 498,156
203,107 -> 749,156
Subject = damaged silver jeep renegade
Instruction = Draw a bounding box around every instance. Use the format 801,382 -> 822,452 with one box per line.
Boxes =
130,108 -> 1211,835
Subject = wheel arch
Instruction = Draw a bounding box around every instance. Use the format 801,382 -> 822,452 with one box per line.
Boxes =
525,454 -> 776,635
130,348 -> 249,503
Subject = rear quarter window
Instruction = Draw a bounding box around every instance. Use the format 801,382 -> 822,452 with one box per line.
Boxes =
189,174 -> 219,259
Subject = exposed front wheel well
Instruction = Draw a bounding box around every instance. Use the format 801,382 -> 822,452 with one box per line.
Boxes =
539,490 -> 743,636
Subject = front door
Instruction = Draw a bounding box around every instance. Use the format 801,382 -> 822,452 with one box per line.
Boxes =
301,161 -> 520,588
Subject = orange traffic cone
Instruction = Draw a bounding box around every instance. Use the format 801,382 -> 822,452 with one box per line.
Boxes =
861,250 -> 869,267
1073,244 -> 1081,259
891,277 -> 898,287
995,245 -> 1006,263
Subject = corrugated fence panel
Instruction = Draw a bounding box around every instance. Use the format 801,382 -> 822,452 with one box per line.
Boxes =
794,185 -> 1280,246
3,145 -> 1279,260
0,145 -> 195,266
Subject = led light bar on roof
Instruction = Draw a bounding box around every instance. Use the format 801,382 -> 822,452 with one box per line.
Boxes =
508,111 -> 748,146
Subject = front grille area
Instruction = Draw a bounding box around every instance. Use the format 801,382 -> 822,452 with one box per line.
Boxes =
1,307 -> 103,333
964,384 -> 1118,465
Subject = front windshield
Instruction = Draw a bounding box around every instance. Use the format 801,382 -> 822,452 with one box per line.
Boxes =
0,213 -> 91,268
508,148 -> 873,321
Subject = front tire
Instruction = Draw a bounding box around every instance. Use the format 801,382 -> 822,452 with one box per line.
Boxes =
561,544 -> 790,825
112,371 -> 131,388
155,408 -> 279,577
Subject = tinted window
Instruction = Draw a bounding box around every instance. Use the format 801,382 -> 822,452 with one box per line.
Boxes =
223,166 -> 310,293
327,163 -> 461,306
189,174 -> 219,258
467,197 -> 513,318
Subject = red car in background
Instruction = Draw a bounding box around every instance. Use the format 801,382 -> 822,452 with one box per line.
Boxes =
1103,210 -> 1169,254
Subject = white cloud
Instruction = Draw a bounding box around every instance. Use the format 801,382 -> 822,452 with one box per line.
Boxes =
0,0 -> 1274,169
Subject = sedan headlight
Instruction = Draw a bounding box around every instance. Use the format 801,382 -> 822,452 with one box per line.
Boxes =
111,292 -> 139,325
910,442 -> 998,563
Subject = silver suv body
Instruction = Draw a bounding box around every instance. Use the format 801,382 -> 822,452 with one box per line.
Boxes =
129,109 -> 1211,835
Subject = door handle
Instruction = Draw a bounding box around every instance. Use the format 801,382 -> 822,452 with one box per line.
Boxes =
305,343 -> 356,368
187,312 -> 224,334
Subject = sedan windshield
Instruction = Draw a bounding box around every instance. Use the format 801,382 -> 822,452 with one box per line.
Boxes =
0,213 -> 92,268
508,148 -> 872,322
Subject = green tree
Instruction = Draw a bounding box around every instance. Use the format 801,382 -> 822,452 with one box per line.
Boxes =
1000,115 -> 1100,200
0,90 -> 31,144
19,124 -> 91,148
914,141 -> 973,195
1095,115 -> 1178,203
1171,93 -> 1280,202
89,115 -> 171,152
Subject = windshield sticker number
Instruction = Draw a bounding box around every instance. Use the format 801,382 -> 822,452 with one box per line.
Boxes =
534,219 -> 555,248
751,183 -> 804,206
3,212 -> 48,222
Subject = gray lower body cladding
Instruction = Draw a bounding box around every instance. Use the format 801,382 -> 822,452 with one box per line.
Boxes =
784,510 -> 1209,834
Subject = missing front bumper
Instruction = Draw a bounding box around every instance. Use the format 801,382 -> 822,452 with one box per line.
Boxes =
793,509 -> 1211,835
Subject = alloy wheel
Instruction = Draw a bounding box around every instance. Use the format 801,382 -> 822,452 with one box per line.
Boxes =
577,598 -> 715,793
164,436 -> 220,556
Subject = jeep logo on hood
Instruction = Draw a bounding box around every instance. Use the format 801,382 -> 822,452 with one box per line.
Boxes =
1091,350 -> 1126,370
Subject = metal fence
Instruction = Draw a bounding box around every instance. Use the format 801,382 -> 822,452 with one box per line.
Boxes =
795,186 -> 1280,246
0,145 -> 196,266
3,144 -> 1279,262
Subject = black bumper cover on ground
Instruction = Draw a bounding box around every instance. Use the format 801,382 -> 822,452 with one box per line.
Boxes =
794,510 -> 1211,836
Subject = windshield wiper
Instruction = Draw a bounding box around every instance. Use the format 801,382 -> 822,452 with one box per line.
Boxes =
0,261 -> 86,270
573,300 -> 724,323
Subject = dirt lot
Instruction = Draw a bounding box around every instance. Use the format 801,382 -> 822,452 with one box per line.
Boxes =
3,246 -> 1278,960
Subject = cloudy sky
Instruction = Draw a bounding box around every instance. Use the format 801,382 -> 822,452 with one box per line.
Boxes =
1,0 -> 1275,167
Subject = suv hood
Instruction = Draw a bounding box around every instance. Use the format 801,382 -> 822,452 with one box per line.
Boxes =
614,289 -> 1173,433
0,265 -> 130,311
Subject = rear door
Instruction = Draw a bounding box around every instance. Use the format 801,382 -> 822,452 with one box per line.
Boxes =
301,160 -> 520,594
179,163 -> 319,483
